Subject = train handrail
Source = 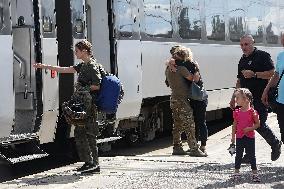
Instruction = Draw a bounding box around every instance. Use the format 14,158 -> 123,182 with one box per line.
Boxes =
13,52 -> 27,79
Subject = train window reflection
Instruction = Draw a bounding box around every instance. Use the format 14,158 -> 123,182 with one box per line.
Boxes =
205,0 -> 225,41
117,0 -> 133,38
74,19 -> 84,34
245,0 -> 264,43
43,16 -> 52,32
228,0 -> 245,42
71,0 -> 85,39
144,0 -> 173,38
0,1 -> 3,33
264,2 -> 279,44
280,8 -> 284,36
42,0 -> 54,33
178,0 -> 201,40
0,0 -> 10,35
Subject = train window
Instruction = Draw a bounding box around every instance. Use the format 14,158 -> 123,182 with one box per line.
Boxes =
264,0 -> 279,44
0,1 -> 3,32
178,0 -> 201,40
41,0 -> 55,37
117,0 -> 133,38
71,0 -> 85,39
144,0 -> 173,38
228,0 -> 245,42
0,0 -> 11,35
245,0 -> 264,43
205,0 -> 225,41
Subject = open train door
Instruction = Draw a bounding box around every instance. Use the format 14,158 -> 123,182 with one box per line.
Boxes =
0,0 -> 13,138
66,0 -> 86,138
112,0 -> 143,119
0,0 -> 48,164
38,0 -> 60,144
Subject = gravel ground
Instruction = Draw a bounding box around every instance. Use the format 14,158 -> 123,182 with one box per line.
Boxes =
1,113 -> 283,189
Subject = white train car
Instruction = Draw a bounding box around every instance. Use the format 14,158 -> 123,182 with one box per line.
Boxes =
0,0 -> 284,163
93,0 -> 284,141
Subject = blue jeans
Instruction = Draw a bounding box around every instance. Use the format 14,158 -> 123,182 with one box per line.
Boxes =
253,100 -> 280,147
235,136 -> 257,170
190,99 -> 208,146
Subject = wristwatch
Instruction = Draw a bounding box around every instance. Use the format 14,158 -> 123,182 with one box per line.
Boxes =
254,72 -> 257,78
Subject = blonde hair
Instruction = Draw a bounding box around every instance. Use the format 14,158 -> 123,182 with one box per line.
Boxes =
170,45 -> 182,55
173,47 -> 193,62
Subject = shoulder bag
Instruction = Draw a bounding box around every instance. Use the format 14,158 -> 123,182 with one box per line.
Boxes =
268,70 -> 284,112
188,60 -> 208,101
189,81 -> 208,101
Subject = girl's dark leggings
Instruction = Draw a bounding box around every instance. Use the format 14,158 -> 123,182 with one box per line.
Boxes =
235,136 -> 257,170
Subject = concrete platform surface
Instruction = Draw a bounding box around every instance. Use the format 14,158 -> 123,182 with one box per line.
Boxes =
1,113 -> 284,189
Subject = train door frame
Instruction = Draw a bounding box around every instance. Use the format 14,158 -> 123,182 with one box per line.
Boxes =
0,0 -> 13,137
38,0 -> 59,144
85,0 -> 111,72
11,0 -> 38,135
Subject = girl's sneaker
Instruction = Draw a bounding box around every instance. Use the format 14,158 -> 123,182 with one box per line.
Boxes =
252,174 -> 260,182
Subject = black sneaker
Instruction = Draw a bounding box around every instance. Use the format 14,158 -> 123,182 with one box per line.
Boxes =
271,141 -> 282,161
81,165 -> 100,174
76,163 -> 89,172
77,163 -> 100,173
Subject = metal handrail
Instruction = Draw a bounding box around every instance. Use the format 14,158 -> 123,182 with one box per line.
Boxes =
13,52 -> 27,79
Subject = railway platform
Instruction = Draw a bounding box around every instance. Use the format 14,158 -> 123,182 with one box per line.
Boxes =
1,113 -> 283,189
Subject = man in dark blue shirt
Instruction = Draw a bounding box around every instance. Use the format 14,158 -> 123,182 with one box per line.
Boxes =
230,34 -> 282,161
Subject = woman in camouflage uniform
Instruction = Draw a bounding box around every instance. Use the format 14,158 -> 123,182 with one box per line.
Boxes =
165,46 -> 206,157
33,40 -> 105,173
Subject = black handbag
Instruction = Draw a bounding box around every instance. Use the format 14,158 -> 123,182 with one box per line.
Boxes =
189,82 -> 208,101
268,70 -> 284,112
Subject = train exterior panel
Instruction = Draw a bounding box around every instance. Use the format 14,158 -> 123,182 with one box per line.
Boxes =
0,35 -> 13,137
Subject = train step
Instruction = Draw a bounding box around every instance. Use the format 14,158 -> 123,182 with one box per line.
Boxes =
97,136 -> 122,144
0,134 -> 48,164
0,133 -> 38,146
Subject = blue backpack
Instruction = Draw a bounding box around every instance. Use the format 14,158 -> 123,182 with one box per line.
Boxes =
95,74 -> 122,114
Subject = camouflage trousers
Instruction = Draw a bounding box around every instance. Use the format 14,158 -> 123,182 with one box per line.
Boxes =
170,96 -> 198,150
72,90 -> 99,165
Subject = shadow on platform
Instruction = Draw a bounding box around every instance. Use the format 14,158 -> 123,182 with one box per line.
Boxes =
3,169 -> 86,186
193,162 -> 284,189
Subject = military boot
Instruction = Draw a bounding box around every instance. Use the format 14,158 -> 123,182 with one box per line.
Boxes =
172,146 -> 188,155
188,148 -> 207,157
